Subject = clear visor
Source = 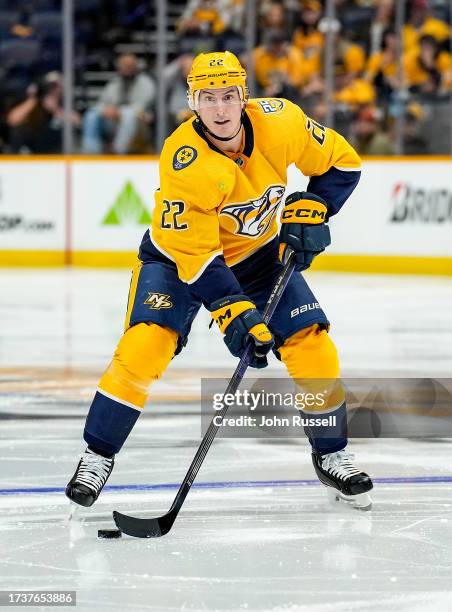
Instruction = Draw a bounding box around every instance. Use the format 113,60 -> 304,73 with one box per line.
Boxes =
196,88 -> 243,109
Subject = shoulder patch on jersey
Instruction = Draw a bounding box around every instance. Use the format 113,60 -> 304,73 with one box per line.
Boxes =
173,146 -> 198,171
257,99 -> 285,114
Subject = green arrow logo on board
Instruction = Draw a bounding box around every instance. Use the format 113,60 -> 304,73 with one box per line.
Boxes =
102,181 -> 151,225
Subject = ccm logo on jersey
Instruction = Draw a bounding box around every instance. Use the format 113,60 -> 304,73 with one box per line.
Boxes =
290,303 -> 321,318
258,99 -> 285,114
281,208 -> 326,221
144,293 -> 173,309
173,146 -> 198,171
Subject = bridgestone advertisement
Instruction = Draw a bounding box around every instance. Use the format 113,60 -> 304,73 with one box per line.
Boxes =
300,160 -> 452,257
0,161 -> 66,251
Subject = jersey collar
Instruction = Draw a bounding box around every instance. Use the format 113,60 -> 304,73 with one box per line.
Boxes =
192,111 -> 254,160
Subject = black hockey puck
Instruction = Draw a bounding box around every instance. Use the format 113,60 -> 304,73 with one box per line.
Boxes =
98,529 -> 122,539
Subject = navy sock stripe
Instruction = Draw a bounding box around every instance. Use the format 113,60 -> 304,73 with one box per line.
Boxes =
300,401 -> 348,454
84,391 -> 141,455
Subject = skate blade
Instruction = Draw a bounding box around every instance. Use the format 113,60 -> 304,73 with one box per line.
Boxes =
325,486 -> 372,511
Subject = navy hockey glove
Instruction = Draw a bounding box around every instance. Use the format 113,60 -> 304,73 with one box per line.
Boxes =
279,191 -> 331,271
210,295 -> 274,368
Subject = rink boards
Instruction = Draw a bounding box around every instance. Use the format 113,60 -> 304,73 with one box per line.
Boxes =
0,155 -> 452,274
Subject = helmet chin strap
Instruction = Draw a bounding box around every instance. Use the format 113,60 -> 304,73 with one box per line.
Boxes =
195,109 -> 245,142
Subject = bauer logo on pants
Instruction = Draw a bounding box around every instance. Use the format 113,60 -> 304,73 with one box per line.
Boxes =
290,302 -> 320,318
144,293 -> 173,309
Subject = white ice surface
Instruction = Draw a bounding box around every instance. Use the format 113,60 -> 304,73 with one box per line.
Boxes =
0,268 -> 452,611
1,268 -> 452,375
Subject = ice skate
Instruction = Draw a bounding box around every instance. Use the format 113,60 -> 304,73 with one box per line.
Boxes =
65,448 -> 114,507
312,449 -> 373,511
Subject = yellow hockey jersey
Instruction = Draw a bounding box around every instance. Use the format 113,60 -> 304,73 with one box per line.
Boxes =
150,98 -> 361,285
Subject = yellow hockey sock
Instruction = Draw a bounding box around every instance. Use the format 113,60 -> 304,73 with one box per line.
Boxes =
278,324 -> 344,412
98,322 -> 178,409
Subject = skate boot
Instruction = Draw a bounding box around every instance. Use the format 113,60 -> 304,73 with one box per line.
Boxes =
65,448 -> 114,507
312,449 -> 373,510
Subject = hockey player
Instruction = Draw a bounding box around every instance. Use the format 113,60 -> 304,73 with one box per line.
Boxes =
66,51 -> 373,511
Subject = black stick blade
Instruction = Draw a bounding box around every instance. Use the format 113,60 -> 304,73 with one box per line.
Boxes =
113,510 -> 174,538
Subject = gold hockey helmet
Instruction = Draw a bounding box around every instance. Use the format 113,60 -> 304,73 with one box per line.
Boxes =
187,51 -> 248,110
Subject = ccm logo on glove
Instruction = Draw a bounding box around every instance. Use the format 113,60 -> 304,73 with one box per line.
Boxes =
279,191 -> 331,271
211,295 -> 274,368
281,201 -> 326,223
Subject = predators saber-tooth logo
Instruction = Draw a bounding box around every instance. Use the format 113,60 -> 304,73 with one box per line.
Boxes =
219,185 -> 285,237
144,293 -> 173,310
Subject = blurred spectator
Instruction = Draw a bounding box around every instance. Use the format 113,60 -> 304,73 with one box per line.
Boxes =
334,76 -> 376,109
259,1 -> 287,37
292,0 -> 324,89
403,34 -> 452,97
178,0 -> 227,37
164,53 -> 195,130
351,105 -> 394,155
402,101 -> 429,154
310,98 -> 328,124
224,0 -> 246,33
335,0 -> 375,47
6,71 -> 80,154
368,0 -> 394,55
11,5 -> 34,39
365,28 -> 400,101
404,0 -> 450,53
334,29 -> 367,79
216,28 -> 246,56
253,30 -> 304,99
82,53 -> 155,154
332,29 -> 375,111
216,0 -> 246,56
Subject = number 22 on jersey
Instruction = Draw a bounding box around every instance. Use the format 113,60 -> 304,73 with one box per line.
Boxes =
161,200 -> 188,230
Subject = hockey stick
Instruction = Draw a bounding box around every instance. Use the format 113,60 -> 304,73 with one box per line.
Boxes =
113,250 -> 295,538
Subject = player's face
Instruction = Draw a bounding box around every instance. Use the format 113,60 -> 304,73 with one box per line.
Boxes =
197,87 -> 243,137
